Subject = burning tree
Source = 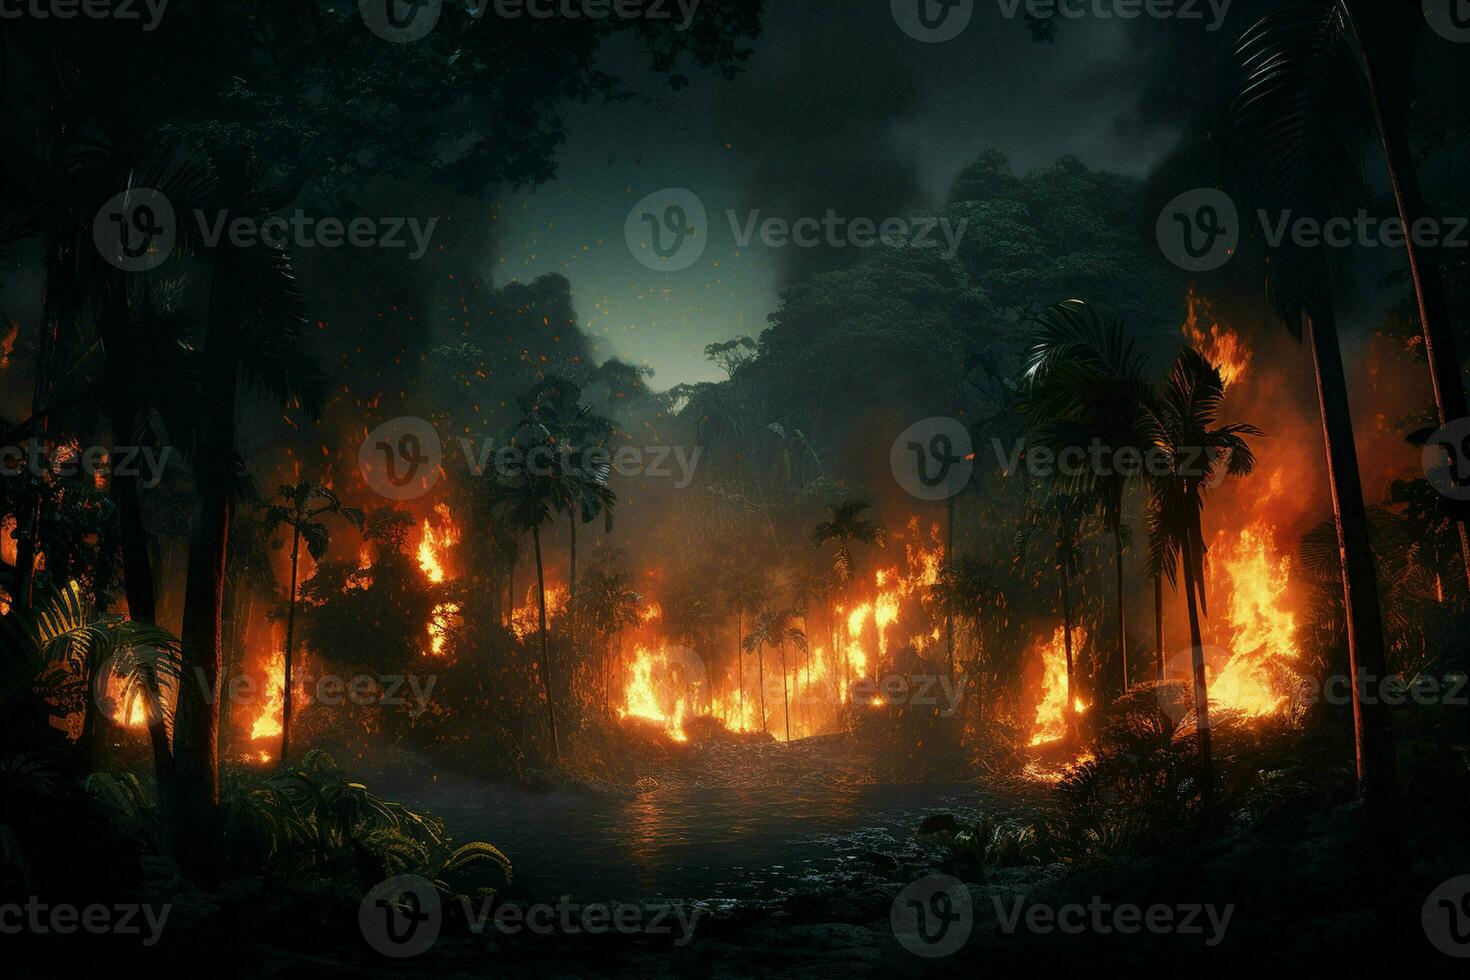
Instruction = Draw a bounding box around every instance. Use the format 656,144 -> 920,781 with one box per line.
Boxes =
262,482 -> 363,766
1140,346 -> 1261,805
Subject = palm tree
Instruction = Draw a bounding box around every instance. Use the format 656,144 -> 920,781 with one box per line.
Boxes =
1020,300 -> 1150,694
926,555 -> 1008,723
0,581 -> 183,769
1226,9 -> 1399,827
261,482 -> 363,765
573,566 -> 642,716
723,566 -> 764,729
811,500 -> 886,588
1235,1 -> 1470,592
1138,347 -> 1261,808
485,453 -> 578,763
812,499 -> 885,697
1015,486 -> 1092,741
517,375 -> 616,647
743,609 -> 806,741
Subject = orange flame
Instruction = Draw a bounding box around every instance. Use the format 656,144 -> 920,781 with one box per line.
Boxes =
1030,625 -> 1086,746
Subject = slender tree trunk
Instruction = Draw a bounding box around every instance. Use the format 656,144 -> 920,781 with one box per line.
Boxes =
1348,4 -> 1470,594
1181,530 -> 1213,809
945,494 -> 956,682
780,641 -> 791,743
1154,573 -> 1165,679
1304,307 -> 1397,832
568,515 -> 577,649
280,524 -> 301,766
1114,528 -> 1128,691
757,640 -> 767,734
736,609 -> 744,729
532,524 -> 559,762
1060,566 -> 1078,743
171,245 -> 243,880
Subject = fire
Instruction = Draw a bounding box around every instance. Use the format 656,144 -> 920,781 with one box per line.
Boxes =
250,643 -> 286,744
416,505 -> 461,657
417,503 -> 457,584
610,518 -> 946,743
1030,625 -> 1086,747
1182,288 -> 1250,391
511,585 -> 568,640
1204,521 -> 1300,716
0,320 -> 16,370
619,645 -> 690,741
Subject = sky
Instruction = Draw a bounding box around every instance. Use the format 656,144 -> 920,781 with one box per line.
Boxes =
487,2 -> 1190,386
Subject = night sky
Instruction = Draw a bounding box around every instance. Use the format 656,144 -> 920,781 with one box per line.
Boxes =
491,2 -> 1194,384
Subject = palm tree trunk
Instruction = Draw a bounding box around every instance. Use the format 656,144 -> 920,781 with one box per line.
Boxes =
736,609 -> 744,728
780,641 -> 791,743
1114,527 -> 1128,691
1154,573 -> 1165,679
568,514 -> 577,648
1060,566 -> 1078,743
945,493 -> 956,683
1180,529 -> 1213,809
1347,3 -> 1470,594
532,524 -> 559,762
1304,306 -> 1397,832
757,641 -> 767,734
280,523 -> 301,766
